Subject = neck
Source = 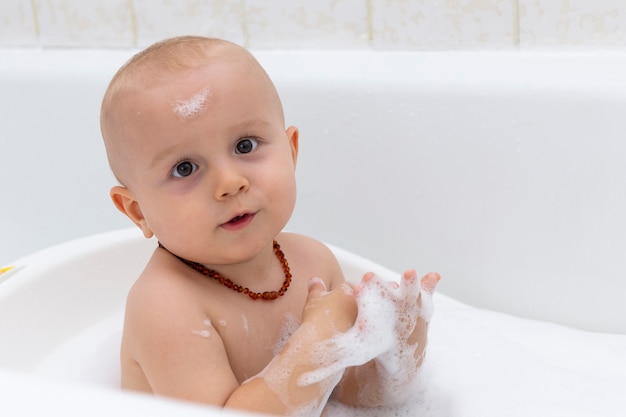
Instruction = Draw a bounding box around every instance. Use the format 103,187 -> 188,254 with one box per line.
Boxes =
158,240 -> 292,300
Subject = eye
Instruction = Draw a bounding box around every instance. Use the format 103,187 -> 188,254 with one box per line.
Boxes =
235,137 -> 259,154
172,160 -> 198,178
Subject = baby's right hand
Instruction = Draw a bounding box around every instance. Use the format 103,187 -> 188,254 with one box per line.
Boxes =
294,275 -> 393,388
301,277 -> 358,340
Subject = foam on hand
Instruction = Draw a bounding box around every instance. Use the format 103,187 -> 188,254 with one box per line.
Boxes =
253,322 -> 343,417
306,273 -> 435,402
322,272 -> 438,416
297,277 -> 398,387
359,272 -> 434,405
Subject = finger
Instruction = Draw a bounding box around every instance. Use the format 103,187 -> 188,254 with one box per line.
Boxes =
306,276 -> 328,299
400,269 -> 419,300
402,269 -> 418,282
416,273 -> 439,322
401,269 -> 418,289
361,271 -> 375,283
420,272 -> 441,294
353,272 -> 375,294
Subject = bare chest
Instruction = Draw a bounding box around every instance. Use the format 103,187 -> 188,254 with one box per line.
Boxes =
209,297 -> 304,383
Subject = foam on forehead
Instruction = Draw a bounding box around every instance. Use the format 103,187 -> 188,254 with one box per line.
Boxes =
172,87 -> 212,120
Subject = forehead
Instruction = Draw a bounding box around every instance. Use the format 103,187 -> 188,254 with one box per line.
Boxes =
128,63 -> 274,127
107,55 -> 282,155
123,52 -> 272,109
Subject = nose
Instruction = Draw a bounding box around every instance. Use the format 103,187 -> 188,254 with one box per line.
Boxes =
214,164 -> 250,200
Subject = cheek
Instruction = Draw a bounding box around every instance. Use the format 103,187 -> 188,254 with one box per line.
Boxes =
140,196 -> 195,239
272,166 -> 298,214
144,202 -> 210,259
138,204 -> 170,241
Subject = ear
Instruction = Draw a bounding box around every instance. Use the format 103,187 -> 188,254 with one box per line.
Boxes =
285,125 -> 299,167
110,186 -> 154,238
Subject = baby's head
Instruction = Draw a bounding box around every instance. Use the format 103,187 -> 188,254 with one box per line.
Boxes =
100,37 -> 299,263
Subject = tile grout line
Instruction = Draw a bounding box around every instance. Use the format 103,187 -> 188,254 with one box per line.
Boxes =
240,0 -> 250,48
29,0 -> 40,41
128,0 -> 138,47
513,0 -> 521,47
366,0 -> 374,47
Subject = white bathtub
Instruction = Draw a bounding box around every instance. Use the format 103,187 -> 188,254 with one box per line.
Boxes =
1,48 -> 626,416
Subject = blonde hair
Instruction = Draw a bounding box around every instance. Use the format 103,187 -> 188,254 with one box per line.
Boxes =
100,36 -> 283,184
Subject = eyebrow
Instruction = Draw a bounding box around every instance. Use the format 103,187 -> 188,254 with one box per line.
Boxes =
147,118 -> 275,169
149,142 -> 185,170
235,118 -> 274,132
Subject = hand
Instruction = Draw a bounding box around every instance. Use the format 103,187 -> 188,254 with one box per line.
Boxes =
240,279 -> 358,416
371,270 -> 440,375
301,277 -> 358,340
352,270 -> 439,405
327,270 -> 440,408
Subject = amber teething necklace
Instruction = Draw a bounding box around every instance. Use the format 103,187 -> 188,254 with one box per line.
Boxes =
158,240 -> 292,301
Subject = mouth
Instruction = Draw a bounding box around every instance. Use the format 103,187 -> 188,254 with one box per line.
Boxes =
221,212 -> 256,230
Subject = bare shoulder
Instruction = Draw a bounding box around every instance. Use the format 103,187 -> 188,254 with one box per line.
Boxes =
123,249 -> 224,347
277,232 -> 346,289
121,250 -> 238,403
124,251 -> 197,326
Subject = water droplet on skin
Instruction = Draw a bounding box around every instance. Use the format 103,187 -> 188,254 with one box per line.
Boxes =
191,319 -> 214,338
191,329 -> 211,338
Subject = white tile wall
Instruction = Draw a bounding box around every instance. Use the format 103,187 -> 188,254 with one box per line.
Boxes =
133,0 -> 246,47
2,0 -> 626,49
32,0 -> 135,47
245,0 -> 369,49
371,0 -> 517,49
0,0 -> 38,45
520,0 -> 626,47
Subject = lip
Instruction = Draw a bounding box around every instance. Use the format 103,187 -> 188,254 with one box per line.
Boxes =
220,211 -> 256,231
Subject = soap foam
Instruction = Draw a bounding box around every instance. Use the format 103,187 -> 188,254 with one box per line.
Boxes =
298,277 -> 397,387
273,313 -> 300,356
299,273 -> 434,410
172,87 -> 211,119
255,323 -> 344,417
253,273 -> 435,417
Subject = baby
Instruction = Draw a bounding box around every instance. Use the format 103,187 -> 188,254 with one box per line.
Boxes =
100,36 -> 440,416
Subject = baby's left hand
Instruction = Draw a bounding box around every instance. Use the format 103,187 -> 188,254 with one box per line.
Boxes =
365,270 -> 439,372
352,269 -> 440,403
